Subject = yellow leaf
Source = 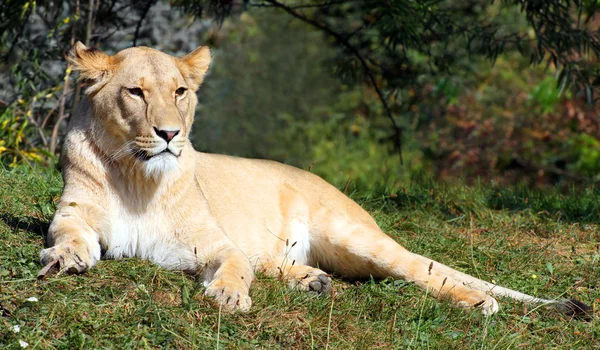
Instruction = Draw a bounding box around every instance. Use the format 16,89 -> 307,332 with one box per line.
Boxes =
26,152 -> 42,161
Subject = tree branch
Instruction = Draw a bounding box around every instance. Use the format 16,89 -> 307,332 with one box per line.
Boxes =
133,0 -> 157,47
50,69 -> 73,154
259,0 -> 404,164
85,0 -> 95,46
249,0 -> 356,10
73,0 -> 93,115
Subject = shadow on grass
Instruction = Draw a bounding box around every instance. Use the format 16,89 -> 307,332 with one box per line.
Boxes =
0,213 -> 49,238
486,186 -> 600,224
372,180 -> 600,225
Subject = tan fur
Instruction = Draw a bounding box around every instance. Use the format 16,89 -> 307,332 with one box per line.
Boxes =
42,43 -> 571,316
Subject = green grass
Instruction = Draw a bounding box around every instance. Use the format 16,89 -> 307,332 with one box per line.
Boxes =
1,166 -> 599,349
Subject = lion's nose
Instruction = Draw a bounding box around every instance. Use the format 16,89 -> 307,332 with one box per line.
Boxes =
154,127 -> 180,143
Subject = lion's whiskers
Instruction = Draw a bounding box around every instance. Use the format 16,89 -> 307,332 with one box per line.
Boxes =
108,141 -> 135,163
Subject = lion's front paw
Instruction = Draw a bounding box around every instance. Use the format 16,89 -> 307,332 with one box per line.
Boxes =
39,242 -> 92,277
205,281 -> 252,312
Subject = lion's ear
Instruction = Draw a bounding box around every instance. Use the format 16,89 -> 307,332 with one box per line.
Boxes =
68,42 -> 115,94
178,46 -> 211,91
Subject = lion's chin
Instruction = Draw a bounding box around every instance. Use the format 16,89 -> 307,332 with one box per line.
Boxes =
142,153 -> 180,179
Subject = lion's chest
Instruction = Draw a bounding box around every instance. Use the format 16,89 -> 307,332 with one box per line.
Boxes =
101,207 -> 195,270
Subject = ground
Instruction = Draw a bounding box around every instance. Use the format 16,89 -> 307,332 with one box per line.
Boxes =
0,166 -> 598,349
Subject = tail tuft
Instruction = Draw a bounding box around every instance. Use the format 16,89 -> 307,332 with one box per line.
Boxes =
554,299 -> 594,321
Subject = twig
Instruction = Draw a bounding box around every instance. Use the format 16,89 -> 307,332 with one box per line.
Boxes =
50,65 -> 73,154
40,108 -> 55,129
259,0 -> 404,164
24,103 -> 48,147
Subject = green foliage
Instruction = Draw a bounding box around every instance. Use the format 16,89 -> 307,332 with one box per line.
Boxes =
415,53 -> 600,185
529,77 -> 563,114
280,109 -> 422,192
570,134 -> 600,176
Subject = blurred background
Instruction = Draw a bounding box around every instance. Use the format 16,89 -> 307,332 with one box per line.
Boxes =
1,0 -> 600,191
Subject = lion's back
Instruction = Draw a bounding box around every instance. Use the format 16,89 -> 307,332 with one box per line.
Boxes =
193,152 -> 379,241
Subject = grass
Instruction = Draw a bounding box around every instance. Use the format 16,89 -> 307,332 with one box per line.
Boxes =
0,165 -> 599,349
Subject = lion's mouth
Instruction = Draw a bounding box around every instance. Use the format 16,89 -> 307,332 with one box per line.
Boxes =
134,148 -> 180,161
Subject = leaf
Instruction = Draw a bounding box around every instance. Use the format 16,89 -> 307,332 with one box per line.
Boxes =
546,262 -> 554,275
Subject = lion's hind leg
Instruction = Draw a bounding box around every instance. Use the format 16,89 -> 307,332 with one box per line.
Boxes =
260,257 -> 332,294
310,216 -> 499,315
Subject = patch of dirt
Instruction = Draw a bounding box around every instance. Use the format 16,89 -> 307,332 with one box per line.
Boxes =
152,290 -> 181,307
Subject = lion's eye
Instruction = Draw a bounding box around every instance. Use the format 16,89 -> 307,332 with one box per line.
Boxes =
175,87 -> 187,97
127,87 -> 144,97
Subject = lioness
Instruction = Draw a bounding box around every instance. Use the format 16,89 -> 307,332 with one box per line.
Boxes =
39,42 -> 591,319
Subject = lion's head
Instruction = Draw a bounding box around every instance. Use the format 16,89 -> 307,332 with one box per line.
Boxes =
69,42 -> 211,178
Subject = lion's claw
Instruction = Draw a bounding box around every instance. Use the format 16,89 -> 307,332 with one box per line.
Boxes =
205,282 -> 252,312
39,243 -> 92,277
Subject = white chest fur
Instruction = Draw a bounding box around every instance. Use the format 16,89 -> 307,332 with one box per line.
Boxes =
97,165 -> 200,271
282,217 -> 311,266
100,202 -> 196,271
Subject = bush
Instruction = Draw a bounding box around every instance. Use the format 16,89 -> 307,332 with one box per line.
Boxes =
415,54 -> 600,186
0,105 -> 50,167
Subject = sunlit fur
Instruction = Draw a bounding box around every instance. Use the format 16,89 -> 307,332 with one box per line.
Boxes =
40,43 -> 582,316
